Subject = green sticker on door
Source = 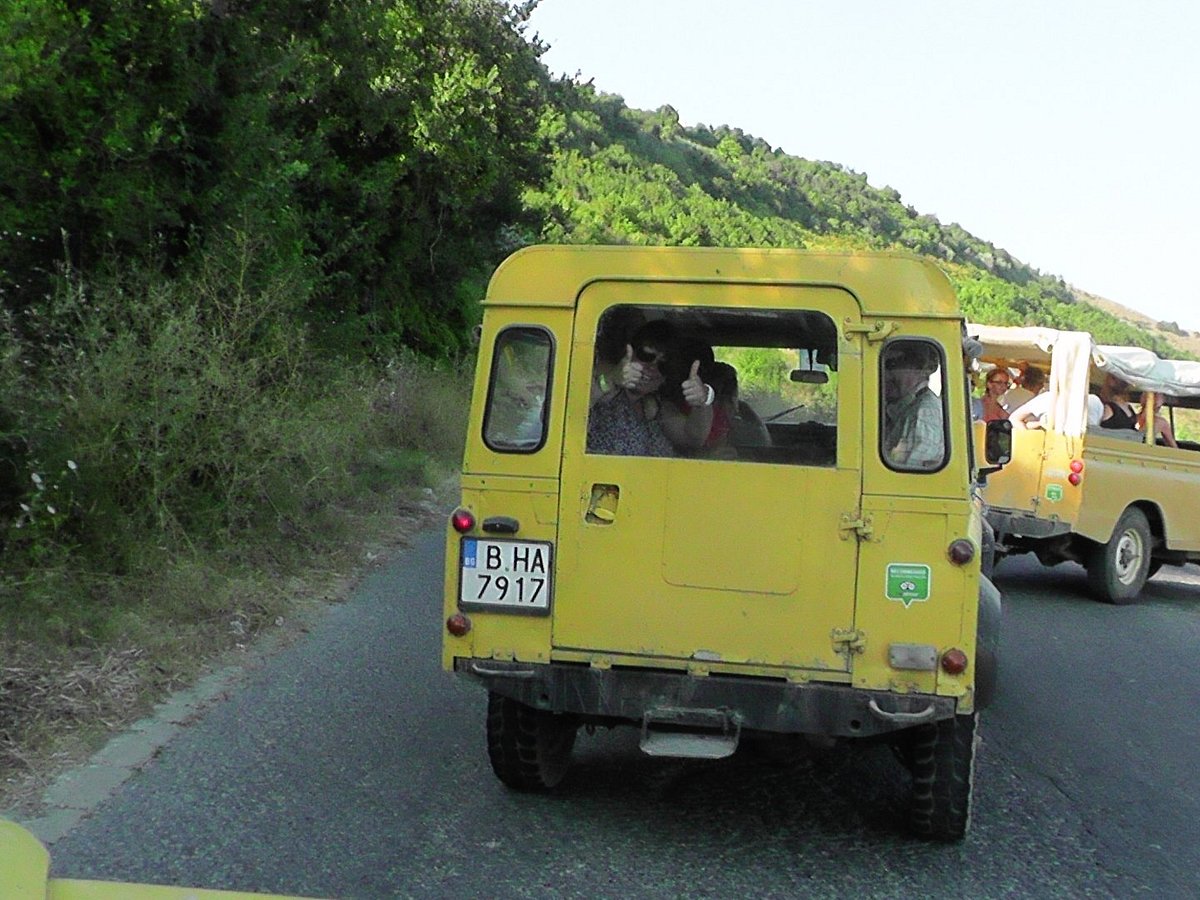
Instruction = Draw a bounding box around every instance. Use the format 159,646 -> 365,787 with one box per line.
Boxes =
886,563 -> 931,607
1045,483 -> 1064,502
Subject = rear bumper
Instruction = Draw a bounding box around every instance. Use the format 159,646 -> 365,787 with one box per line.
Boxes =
454,658 -> 960,738
987,507 -> 1072,539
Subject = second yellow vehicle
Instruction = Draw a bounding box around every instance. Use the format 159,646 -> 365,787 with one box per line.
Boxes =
972,324 -> 1200,603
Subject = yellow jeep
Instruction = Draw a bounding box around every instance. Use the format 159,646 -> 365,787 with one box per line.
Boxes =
442,246 -> 1009,840
972,324 -> 1200,603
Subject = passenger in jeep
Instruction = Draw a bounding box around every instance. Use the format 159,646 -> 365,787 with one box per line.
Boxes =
882,342 -> 944,470
1139,393 -> 1178,448
1099,375 -> 1138,430
656,335 -> 718,452
590,306 -> 647,407
587,320 -> 679,458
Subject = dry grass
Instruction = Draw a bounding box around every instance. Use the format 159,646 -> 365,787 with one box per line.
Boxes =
1072,287 -> 1200,358
0,475 -> 456,815
1,646 -> 146,767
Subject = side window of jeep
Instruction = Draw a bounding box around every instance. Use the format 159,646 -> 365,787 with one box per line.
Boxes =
586,305 -> 838,466
880,339 -> 948,472
483,327 -> 553,453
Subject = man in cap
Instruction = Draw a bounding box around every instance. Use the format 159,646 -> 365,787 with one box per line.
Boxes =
883,342 -> 945,469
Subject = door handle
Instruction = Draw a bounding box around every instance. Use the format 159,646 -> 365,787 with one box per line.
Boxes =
482,516 -> 519,534
586,484 -> 620,525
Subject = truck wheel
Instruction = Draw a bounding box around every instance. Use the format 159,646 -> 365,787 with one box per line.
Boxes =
1086,507 -> 1152,604
908,712 -> 977,841
486,692 -> 577,791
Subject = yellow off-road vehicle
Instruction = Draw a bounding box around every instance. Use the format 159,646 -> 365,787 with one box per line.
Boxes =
972,324 -> 1200,603
442,246 -> 1010,840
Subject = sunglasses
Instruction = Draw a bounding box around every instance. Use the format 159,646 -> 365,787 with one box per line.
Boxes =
634,346 -> 666,364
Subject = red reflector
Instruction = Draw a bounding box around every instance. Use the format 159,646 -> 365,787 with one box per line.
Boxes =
446,613 -> 472,637
1068,472 -> 1082,486
1070,459 -> 1084,473
948,539 -> 975,565
451,508 -> 476,533
941,648 -> 969,675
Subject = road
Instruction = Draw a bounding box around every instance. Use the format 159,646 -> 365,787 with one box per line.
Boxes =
40,531 -> 1200,898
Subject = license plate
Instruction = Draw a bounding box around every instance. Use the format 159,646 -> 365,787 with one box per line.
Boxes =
459,538 -> 552,612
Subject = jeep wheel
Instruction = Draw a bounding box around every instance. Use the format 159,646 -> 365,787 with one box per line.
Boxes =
908,712 -> 977,841
1086,507 -> 1152,604
486,693 -> 577,791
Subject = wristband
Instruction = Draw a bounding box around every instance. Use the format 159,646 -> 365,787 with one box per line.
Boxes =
704,383 -> 715,406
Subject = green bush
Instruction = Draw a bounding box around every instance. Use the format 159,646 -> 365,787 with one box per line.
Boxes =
0,234 -> 470,643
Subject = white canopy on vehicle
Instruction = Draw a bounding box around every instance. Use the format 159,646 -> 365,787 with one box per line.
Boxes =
967,323 -> 1200,436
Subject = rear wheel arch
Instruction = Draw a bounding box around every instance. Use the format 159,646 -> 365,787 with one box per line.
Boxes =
1133,501 -> 1165,544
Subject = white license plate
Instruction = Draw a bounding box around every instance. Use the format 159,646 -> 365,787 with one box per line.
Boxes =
460,538 -> 552,612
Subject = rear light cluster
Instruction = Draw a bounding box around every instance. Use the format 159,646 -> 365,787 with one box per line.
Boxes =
941,648 -> 969,675
448,510 -> 475,636
947,539 -> 975,565
1069,459 -> 1084,486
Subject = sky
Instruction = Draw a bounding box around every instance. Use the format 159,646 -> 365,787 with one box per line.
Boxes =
527,0 -> 1200,332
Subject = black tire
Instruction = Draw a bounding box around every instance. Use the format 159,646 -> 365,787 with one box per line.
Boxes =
1085,507 -> 1152,604
980,519 -> 997,580
486,693 -> 577,791
908,712 -> 977,841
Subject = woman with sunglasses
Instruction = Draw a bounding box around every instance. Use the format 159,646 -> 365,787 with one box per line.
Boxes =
974,368 -> 1013,422
587,320 -> 714,457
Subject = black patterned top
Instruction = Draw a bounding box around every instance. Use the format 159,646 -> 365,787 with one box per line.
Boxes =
587,393 -> 677,458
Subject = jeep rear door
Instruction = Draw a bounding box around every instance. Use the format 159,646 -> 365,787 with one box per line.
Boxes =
553,281 -> 864,675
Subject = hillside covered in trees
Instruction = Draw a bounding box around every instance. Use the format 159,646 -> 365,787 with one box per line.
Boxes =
0,0 -> 1187,634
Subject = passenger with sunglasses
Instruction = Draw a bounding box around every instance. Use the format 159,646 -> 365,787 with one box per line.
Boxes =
587,320 -> 714,457
590,306 -> 647,406
973,368 -> 1013,422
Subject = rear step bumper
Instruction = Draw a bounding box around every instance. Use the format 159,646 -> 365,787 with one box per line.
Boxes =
457,659 -> 959,739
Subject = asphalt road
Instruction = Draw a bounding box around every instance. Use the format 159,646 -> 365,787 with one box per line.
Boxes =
41,532 -> 1200,898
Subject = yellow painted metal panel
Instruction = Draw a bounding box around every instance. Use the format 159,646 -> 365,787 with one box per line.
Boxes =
853,505 -> 978,702
486,245 -> 960,318
1,820 -> 316,900
461,307 -> 574,481
1,819 -> 50,900
981,427 -> 1049,515
549,280 -> 865,673
441,482 -> 556,670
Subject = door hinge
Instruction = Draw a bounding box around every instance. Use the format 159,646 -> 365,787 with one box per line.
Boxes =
831,628 -> 867,655
843,320 -> 897,342
839,513 -> 875,541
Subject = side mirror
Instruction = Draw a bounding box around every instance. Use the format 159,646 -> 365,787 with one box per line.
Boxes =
984,419 -> 1013,466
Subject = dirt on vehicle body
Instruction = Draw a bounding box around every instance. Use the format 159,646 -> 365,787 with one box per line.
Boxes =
443,246 -> 1010,840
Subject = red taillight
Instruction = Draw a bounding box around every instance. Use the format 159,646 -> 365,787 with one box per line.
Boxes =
446,613 -> 472,636
1070,459 -> 1084,473
948,539 -> 975,565
1068,472 -> 1082,486
941,648 -> 969,675
451,508 -> 476,533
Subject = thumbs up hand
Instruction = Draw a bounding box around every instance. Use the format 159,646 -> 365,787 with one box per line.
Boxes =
617,344 -> 643,391
681,359 -> 712,407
